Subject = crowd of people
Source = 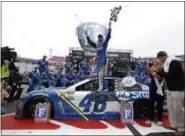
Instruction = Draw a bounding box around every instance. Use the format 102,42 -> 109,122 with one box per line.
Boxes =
1,49 -> 185,136
144,51 -> 184,136
27,56 -> 88,92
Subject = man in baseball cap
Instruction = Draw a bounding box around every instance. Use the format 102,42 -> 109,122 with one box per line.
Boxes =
156,51 -> 184,136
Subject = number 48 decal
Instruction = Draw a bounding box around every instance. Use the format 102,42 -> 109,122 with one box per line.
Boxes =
79,94 -> 107,113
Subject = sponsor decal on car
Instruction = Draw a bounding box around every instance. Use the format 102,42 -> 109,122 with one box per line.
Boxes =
116,91 -> 149,101
60,92 -> 74,100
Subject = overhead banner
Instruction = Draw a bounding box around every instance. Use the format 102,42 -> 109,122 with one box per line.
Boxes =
49,56 -> 66,65
72,50 -> 85,59
84,51 -> 127,58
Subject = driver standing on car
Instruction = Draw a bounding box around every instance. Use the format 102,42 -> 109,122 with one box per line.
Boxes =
103,79 -> 109,91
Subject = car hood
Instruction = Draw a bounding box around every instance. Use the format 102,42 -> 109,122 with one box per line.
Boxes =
28,87 -> 66,95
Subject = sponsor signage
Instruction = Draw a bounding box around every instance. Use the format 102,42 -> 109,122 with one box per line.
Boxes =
34,103 -> 51,122
72,50 -> 85,56
71,49 -> 130,59
116,91 -> 149,101
85,51 -> 120,58
120,101 -> 134,124
119,53 -> 130,58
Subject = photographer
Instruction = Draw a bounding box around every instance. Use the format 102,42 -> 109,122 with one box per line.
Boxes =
1,57 -> 9,81
8,67 -> 23,101
1,46 -> 23,102
146,59 -> 165,126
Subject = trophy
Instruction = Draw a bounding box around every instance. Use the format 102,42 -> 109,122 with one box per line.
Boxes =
76,22 -> 108,51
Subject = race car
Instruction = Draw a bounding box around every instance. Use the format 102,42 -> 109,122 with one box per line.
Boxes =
15,76 -> 166,120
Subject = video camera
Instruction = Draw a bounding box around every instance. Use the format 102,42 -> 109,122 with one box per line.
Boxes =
1,46 -> 17,61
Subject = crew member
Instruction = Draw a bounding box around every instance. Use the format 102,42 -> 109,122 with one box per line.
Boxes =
85,21 -> 112,91
77,69 -> 86,82
39,68 -> 51,88
66,68 -> 75,87
38,55 -> 48,76
73,59 -> 79,74
65,57 -> 73,75
50,71 -> 56,87
54,67 -> 66,87
79,58 -> 87,74
27,67 -> 40,92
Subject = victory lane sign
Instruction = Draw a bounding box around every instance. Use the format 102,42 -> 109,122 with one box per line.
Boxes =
34,103 -> 51,123
120,100 -> 134,124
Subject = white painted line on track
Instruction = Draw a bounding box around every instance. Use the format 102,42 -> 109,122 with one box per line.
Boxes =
133,121 -> 174,135
2,112 -> 15,117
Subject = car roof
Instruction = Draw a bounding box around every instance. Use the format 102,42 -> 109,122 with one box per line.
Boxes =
87,76 -> 122,80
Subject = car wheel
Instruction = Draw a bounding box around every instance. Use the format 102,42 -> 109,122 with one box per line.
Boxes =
25,96 -> 53,118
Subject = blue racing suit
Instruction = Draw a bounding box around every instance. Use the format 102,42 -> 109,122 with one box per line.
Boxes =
38,59 -> 48,75
135,60 -> 142,76
103,79 -> 108,91
75,71 -> 86,82
65,62 -> 73,74
39,71 -> 51,88
27,71 -> 40,92
79,61 -> 87,74
66,72 -> 75,86
54,72 -> 66,87
75,73 -> 80,83
50,72 -> 57,87
87,28 -> 111,91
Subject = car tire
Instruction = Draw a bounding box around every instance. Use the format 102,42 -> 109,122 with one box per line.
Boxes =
24,96 -> 53,118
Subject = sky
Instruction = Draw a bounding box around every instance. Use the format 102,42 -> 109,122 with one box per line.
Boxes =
2,2 -> 184,59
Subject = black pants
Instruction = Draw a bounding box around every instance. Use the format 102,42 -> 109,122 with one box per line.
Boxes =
148,89 -> 164,121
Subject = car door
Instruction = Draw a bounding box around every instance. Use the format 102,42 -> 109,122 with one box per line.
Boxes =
93,78 -> 120,119
64,79 -> 98,119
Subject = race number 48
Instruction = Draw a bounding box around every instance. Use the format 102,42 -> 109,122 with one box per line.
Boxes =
79,94 -> 107,114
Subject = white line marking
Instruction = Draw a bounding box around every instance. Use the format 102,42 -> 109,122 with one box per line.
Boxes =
2,113 -> 15,117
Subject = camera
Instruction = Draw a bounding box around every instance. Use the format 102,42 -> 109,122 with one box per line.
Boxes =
1,46 -> 17,61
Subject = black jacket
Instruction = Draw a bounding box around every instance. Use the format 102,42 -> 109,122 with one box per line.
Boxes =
163,60 -> 184,91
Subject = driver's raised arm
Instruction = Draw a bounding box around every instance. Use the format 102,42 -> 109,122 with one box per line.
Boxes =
85,30 -> 97,48
104,21 -> 112,44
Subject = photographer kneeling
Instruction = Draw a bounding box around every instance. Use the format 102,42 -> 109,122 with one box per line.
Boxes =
8,66 -> 23,101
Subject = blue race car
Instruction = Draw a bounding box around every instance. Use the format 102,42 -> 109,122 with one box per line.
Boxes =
15,76 -> 166,120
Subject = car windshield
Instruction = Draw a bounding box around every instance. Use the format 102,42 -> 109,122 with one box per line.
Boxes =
64,78 -> 94,90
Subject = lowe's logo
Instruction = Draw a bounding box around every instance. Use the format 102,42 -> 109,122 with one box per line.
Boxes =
116,91 -> 149,101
